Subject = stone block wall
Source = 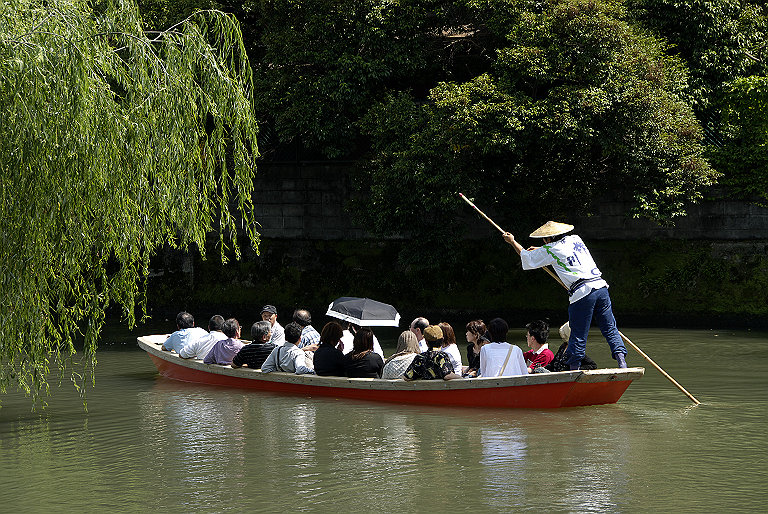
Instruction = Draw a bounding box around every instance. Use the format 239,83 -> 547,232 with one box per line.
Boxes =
252,163 -> 768,240
252,162 -> 366,240
576,197 -> 768,240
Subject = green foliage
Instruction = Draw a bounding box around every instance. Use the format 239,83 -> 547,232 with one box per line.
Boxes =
153,238 -> 768,326
612,240 -> 768,318
708,75 -> 768,203
0,0 -> 259,405
357,0 -> 717,254
243,0 -> 438,158
626,1 -> 768,205
136,0 -> 218,29
626,0 -> 768,113
239,0 -> 495,158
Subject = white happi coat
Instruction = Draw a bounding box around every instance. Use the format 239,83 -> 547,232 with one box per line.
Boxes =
519,234 -> 608,303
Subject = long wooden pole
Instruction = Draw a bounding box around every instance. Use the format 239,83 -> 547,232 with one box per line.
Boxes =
617,332 -> 700,404
459,193 -> 506,234
459,193 -> 566,284
458,192 -> 701,405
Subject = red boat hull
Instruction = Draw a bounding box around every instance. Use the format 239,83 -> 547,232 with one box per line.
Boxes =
146,351 -> 638,409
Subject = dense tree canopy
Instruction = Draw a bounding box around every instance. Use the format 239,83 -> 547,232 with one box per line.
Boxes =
195,0 -> 720,240
708,75 -> 768,203
140,1 -> 741,226
627,0 -> 768,201
244,0 -> 476,158
627,0 -> 768,114
0,0 -> 258,405
128,0 -> 729,263
154,0 -> 761,218
356,0 -> 717,246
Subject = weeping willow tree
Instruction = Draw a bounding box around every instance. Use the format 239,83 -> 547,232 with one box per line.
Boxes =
0,0 -> 259,406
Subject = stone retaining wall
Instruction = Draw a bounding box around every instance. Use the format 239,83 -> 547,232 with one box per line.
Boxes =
252,163 -> 768,240
252,162 -> 365,240
576,196 -> 768,240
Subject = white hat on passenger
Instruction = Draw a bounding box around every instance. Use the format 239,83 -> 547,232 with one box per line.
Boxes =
529,221 -> 574,238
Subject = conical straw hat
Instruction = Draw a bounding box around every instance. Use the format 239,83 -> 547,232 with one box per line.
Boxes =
529,221 -> 574,238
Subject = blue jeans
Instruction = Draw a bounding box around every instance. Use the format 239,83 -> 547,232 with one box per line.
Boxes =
567,287 -> 626,367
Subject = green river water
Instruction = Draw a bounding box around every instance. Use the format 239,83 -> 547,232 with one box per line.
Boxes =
1,326 -> 766,513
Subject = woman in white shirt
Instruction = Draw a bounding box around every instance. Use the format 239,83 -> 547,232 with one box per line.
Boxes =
438,322 -> 464,376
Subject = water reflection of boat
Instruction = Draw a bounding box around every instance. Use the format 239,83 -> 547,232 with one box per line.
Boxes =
138,335 -> 643,409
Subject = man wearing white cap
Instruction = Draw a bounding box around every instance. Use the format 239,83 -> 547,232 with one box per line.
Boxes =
502,221 -> 627,369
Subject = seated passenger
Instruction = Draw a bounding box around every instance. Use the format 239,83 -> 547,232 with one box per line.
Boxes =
344,328 -> 385,378
231,321 -> 275,369
340,323 -> 385,358
438,322 -> 463,376
523,320 -> 555,373
403,325 -> 461,381
204,318 -> 244,365
260,304 -> 285,346
478,318 -> 528,377
381,331 -> 421,379
464,319 -> 488,377
546,322 -> 598,372
313,322 -> 346,376
261,322 -> 315,374
179,314 -> 227,360
409,317 -> 430,353
293,309 -> 320,350
161,311 -> 207,353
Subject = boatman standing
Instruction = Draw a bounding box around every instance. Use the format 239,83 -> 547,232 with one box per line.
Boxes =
502,221 -> 628,369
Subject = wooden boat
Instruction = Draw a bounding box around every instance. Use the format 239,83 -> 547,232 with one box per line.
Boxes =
138,335 -> 644,409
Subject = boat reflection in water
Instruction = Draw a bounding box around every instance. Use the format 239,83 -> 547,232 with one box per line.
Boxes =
2,328 -> 766,512
137,372 -> 637,511
480,427 -> 527,507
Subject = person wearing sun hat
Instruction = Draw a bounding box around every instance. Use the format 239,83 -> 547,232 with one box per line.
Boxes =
502,221 -> 628,369
403,325 -> 461,380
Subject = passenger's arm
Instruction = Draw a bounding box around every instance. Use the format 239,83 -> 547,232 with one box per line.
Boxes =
292,352 -> 315,375
178,343 -> 196,359
260,351 -> 277,373
161,334 -> 175,351
477,346 -> 488,377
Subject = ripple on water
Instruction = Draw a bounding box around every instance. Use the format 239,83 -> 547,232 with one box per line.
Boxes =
1,333 -> 768,512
